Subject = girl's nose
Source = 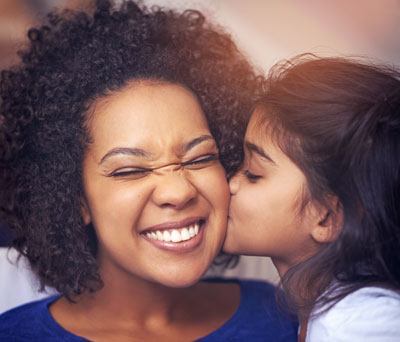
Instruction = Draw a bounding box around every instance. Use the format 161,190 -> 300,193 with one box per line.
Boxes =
229,172 -> 240,195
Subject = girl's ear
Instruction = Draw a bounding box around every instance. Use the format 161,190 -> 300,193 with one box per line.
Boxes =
310,196 -> 342,243
81,197 -> 92,226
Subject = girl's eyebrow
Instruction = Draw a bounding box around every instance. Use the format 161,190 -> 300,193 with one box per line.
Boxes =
245,141 -> 275,164
99,135 -> 215,164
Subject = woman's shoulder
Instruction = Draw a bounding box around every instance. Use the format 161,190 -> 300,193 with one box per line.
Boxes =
0,296 -> 54,323
199,278 -> 298,342
204,277 -> 275,291
0,295 -> 86,342
307,286 -> 400,342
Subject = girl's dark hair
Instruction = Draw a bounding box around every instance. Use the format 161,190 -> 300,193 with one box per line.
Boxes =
256,54 -> 400,313
0,0 -> 262,296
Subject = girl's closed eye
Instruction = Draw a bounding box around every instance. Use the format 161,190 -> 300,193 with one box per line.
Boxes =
243,169 -> 262,182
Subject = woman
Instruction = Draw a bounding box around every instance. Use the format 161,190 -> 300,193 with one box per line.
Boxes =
224,55 -> 400,341
0,1 -> 298,341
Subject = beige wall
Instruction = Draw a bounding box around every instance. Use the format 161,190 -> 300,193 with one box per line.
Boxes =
143,0 -> 400,71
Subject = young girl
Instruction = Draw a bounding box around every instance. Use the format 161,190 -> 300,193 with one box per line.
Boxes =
224,56 -> 400,342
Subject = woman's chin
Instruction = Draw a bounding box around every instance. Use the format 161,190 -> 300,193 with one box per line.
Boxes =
155,272 -> 206,288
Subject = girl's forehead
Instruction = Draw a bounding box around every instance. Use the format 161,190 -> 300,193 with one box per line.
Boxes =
246,109 -> 276,146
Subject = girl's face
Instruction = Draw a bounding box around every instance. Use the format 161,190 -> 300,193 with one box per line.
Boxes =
81,81 -> 230,287
223,110 -> 320,274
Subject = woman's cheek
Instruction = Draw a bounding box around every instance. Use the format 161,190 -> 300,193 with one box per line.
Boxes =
193,164 -> 230,211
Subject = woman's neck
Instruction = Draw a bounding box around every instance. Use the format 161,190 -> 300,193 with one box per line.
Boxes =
49,274 -> 240,342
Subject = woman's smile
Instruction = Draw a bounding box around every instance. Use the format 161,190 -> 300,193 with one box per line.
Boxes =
141,217 -> 205,253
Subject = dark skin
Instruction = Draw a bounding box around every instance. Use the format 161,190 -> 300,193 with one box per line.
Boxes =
51,281 -> 240,342
49,82 -> 241,342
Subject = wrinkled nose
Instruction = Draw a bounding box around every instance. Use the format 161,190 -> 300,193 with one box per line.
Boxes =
152,170 -> 197,210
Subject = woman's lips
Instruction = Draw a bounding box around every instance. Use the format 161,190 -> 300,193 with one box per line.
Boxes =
141,219 -> 205,253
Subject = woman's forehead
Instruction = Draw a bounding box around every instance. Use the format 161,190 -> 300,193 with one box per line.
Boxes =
84,81 -> 213,158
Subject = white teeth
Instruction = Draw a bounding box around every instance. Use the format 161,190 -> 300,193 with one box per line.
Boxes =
145,222 -> 202,243
181,228 -> 190,241
171,230 -> 182,242
163,231 -> 171,242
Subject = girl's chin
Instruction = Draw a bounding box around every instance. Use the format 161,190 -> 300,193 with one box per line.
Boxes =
221,232 -> 242,254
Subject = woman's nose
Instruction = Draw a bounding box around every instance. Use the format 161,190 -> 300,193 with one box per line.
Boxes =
152,171 -> 197,210
229,173 -> 240,195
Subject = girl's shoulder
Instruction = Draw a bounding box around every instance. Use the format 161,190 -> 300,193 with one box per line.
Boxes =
307,286 -> 400,342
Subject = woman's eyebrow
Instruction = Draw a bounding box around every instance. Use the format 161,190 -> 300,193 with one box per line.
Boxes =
99,135 -> 215,164
245,141 -> 275,164
181,135 -> 215,153
99,147 -> 152,164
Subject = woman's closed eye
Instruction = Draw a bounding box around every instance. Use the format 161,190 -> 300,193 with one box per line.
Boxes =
182,154 -> 219,170
108,168 -> 152,178
243,169 -> 261,182
106,154 -> 218,177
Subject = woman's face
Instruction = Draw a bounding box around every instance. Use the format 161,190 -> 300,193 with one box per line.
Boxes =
223,110 -> 319,274
81,81 -> 229,287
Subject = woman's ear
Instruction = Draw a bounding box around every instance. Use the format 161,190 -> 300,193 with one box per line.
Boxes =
81,197 -> 92,226
310,197 -> 342,243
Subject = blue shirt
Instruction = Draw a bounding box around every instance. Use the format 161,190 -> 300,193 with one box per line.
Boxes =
0,279 -> 297,341
0,222 -> 13,247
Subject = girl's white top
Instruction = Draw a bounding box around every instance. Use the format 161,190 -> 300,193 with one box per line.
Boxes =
306,286 -> 400,342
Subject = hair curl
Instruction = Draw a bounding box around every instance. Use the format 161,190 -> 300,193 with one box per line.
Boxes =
0,0 -> 262,296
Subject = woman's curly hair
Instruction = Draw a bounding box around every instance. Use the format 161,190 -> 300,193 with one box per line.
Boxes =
0,0 -> 262,296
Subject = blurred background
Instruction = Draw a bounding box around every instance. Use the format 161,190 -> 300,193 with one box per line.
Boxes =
0,0 -> 95,71
1,0 -> 400,294
149,0 -> 400,72
1,0 -> 399,72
